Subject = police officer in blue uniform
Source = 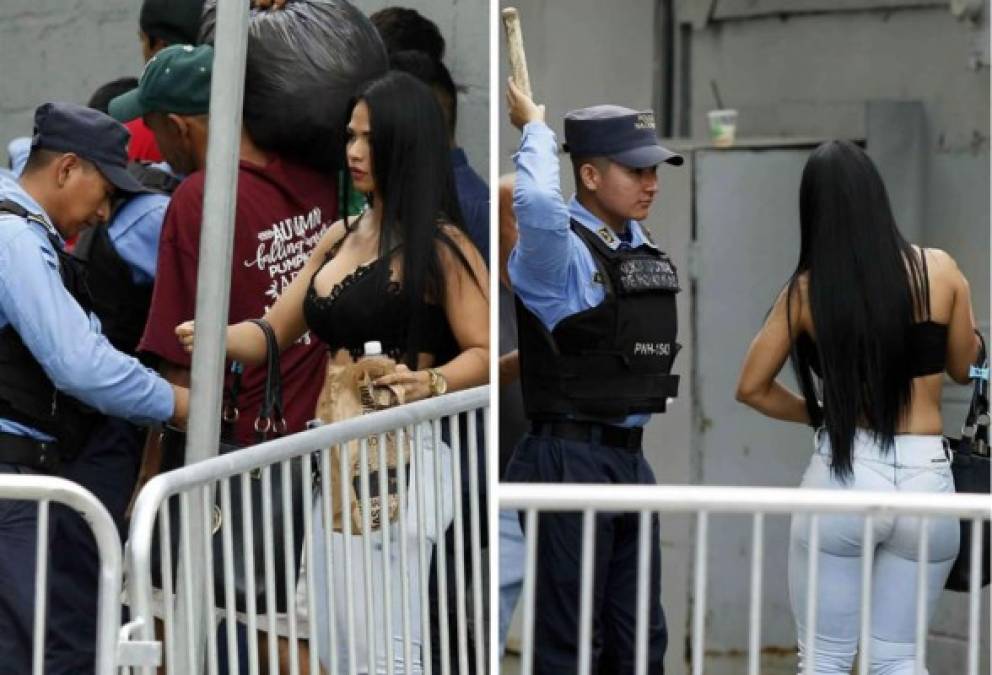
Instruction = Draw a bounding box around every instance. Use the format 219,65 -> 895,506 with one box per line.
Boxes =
53,153 -> 177,673
3,97 -> 178,671
0,101 -> 188,673
47,162 -> 176,672
504,80 -> 684,674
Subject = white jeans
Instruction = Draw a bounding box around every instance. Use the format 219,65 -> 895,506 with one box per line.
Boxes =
310,429 -> 453,675
789,430 -> 959,674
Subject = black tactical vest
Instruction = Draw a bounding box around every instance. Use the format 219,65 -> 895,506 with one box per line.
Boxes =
0,200 -> 99,454
516,220 -> 681,421
73,162 -> 179,358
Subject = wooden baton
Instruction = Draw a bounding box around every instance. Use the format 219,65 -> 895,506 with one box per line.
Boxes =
501,7 -> 532,99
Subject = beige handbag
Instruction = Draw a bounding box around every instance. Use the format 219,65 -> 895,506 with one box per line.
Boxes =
314,355 -> 412,533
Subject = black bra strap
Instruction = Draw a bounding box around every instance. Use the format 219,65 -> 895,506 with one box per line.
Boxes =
920,248 -> 932,320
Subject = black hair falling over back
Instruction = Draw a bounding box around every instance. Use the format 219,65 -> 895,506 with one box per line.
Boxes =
340,70 -> 476,368
786,140 -> 926,480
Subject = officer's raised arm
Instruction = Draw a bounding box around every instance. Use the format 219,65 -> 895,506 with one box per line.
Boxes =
506,79 -> 573,299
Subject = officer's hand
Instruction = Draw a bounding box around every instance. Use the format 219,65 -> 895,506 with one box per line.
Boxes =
251,0 -> 288,8
507,78 -> 545,131
175,321 -> 195,354
374,364 -> 432,403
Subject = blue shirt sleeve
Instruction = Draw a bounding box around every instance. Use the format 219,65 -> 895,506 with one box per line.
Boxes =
508,122 -> 574,298
0,226 -> 173,425
108,194 -> 169,285
509,122 -> 603,331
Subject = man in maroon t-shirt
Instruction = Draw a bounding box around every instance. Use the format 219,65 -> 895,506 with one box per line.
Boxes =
110,44 -> 335,446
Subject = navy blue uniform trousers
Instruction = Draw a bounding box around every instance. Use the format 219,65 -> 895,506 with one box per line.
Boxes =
0,462 -> 46,674
0,418 -> 142,674
505,431 -> 667,675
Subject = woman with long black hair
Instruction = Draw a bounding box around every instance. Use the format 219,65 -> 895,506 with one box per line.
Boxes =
736,140 -> 980,674
177,70 -> 488,673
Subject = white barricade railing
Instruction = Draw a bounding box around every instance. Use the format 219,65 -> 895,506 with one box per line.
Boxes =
0,474 -> 123,675
500,483 -> 991,675
124,385 -> 489,675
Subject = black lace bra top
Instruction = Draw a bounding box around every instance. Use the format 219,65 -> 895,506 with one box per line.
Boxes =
805,249 -> 948,378
302,246 -> 454,363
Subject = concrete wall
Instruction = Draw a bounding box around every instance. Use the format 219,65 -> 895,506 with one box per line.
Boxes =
497,0 -> 658,176
1,0 -> 490,179
354,0 -> 490,178
0,0 -> 143,153
685,2 -> 990,342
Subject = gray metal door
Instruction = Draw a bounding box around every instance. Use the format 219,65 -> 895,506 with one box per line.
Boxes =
693,146 -> 819,663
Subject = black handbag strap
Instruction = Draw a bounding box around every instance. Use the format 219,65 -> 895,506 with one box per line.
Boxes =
961,330 -> 989,453
221,361 -> 244,441
248,318 -> 285,441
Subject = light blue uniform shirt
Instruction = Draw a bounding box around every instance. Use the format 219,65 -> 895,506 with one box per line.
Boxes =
509,121 -> 659,428
107,180 -> 170,284
0,174 -> 174,441
6,137 -> 30,178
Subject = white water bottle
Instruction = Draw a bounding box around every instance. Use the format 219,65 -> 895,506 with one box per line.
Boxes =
359,341 -> 389,414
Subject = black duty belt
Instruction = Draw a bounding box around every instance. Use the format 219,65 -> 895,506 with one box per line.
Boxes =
0,431 -> 60,473
531,420 -> 643,451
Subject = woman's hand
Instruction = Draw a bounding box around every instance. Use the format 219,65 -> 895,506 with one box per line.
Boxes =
374,364 -> 433,403
251,0 -> 288,9
507,78 -> 545,131
175,321 -> 195,354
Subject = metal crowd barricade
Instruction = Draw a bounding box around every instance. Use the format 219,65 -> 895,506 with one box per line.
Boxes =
500,483 -> 991,675
123,385 -> 490,675
0,474 -> 123,675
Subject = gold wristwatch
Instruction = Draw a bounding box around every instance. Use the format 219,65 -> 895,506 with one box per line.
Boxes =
427,368 -> 448,397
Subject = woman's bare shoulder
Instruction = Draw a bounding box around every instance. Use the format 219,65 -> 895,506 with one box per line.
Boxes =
775,273 -> 812,333
314,219 -> 351,255
435,222 -> 482,260
917,246 -> 967,287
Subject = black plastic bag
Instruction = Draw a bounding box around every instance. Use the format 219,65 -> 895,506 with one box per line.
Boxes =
200,0 -> 388,172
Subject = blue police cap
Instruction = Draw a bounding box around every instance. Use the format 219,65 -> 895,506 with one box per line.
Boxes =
31,102 -> 145,193
563,105 -> 683,168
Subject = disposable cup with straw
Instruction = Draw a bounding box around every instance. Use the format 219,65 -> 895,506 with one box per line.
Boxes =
707,80 -> 738,147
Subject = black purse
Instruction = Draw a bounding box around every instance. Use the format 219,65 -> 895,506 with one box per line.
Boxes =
151,319 -> 305,614
944,330 -> 989,592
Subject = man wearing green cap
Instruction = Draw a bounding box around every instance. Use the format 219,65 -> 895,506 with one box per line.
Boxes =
127,0 -> 206,162
110,42 -> 337,669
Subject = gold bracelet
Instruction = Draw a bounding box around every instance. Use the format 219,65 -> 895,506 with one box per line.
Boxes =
427,368 -> 448,397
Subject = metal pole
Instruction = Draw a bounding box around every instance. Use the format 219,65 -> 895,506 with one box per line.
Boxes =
174,0 -> 249,669
577,508 -> 596,675
747,513 -> 764,675
519,509 -> 538,675
634,509 -> 652,675
31,500 -> 50,675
